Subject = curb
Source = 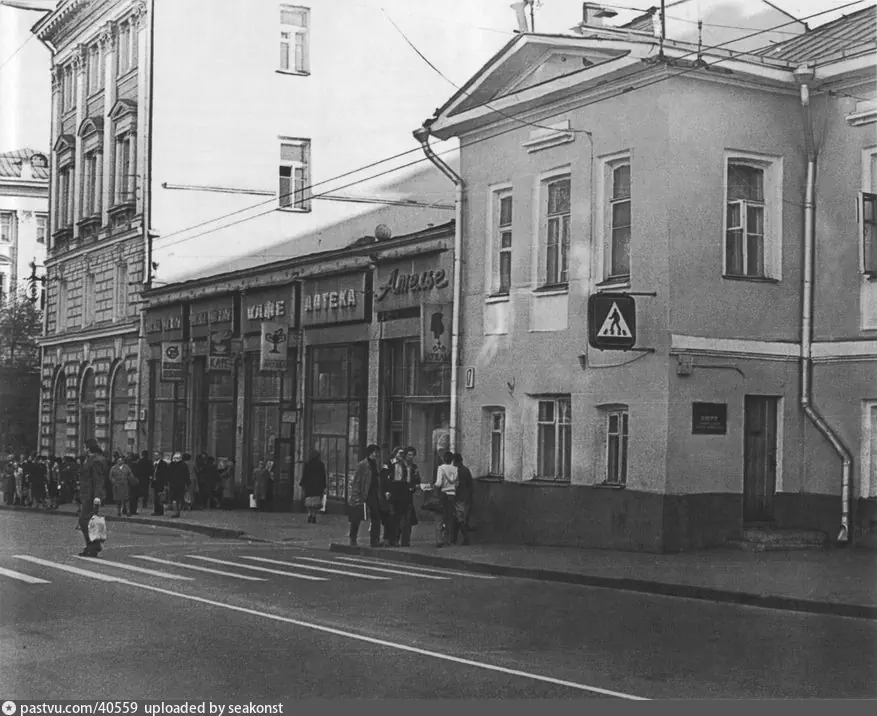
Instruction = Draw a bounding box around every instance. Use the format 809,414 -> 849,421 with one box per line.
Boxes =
0,504 -> 247,540
329,543 -> 877,621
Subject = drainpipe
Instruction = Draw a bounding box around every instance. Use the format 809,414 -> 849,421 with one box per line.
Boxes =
413,123 -> 463,452
795,64 -> 854,544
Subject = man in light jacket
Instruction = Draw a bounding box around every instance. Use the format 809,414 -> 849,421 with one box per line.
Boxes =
78,439 -> 108,557
348,444 -> 382,547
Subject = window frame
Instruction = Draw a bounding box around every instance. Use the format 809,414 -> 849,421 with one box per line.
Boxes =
542,175 -> 571,288
535,396 -> 571,481
0,211 -> 13,243
488,186 -> 514,296
604,407 -> 629,486
87,44 -> 102,95
608,161 -> 631,280
488,408 -> 505,477
118,21 -> 132,75
278,137 -> 311,211
115,262 -> 128,321
279,5 -> 310,75
113,133 -> 135,206
82,150 -> 102,217
859,191 -> 877,278
83,273 -> 95,327
36,213 -> 47,244
722,152 -> 782,281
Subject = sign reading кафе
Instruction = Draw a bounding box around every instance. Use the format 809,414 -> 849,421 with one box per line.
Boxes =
300,272 -> 368,327
374,255 -> 452,313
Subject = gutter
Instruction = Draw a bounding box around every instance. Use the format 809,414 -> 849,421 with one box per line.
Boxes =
413,123 -> 463,453
795,64 -> 854,545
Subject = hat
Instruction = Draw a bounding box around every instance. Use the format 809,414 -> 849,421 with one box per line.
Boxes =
85,438 -> 101,453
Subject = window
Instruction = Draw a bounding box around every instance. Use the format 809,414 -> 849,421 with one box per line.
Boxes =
544,177 -> 570,286
114,134 -> 134,204
61,66 -> 74,111
110,366 -> 130,456
57,164 -> 75,228
489,409 -> 505,477
0,212 -> 12,243
0,272 -> 5,305
609,163 -> 631,278
115,262 -> 128,321
118,22 -> 132,74
279,139 -> 310,210
57,280 -> 68,331
83,151 -> 102,217
536,397 -> 571,480
860,192 -> 877,277
605,409 -> 629,486
80,369 -> 96,445
87,45 -> 102,94
280,5 -> 309,73
53,372 -> 67,455
493,191 -> 513,294
83,274 -> 95,326
36,214 -> 47,244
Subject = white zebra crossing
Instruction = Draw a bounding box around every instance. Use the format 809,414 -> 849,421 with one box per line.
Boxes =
240,556 -> 390,580
74,557 -> 194,580
12,555 -> 121,583
133,556 -> 267,581
334,555 -> 497,579
292,556 -> 450,580
187,555 -> 328,581
0,565 -> 51,584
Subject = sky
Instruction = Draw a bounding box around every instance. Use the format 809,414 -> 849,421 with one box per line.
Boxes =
0,0 -> 868,156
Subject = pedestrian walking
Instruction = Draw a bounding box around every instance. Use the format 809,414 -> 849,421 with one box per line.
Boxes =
77,439 -> 108,557
300,449 -> 327,524
13,461 -> 24,505
348,444 -> 382,547
30,457 -> 48,509
151,451 -> 169,515
452,453 -> 473,546
403,446 -> 421,542
433,451 -> 458,548
252,459 -> 271,511
167,453 -> 189,518
219,458 -> 236,508
133,451 -> 152,512
110,455 -> 134,516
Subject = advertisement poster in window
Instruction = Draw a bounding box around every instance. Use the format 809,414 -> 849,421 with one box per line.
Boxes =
208,329 -> 233,372
421,303 -> 451,364
260,321 -> 288,372
161,342 -> 183,382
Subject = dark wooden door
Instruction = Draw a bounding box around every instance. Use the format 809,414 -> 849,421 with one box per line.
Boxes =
743,396 -> 778,522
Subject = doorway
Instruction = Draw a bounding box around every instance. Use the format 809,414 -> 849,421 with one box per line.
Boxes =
743,395 -> 779,522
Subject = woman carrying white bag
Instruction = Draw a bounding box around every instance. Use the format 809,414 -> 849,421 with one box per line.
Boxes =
77,439 -> 108,557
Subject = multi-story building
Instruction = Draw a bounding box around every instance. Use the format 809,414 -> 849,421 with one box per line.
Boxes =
419,6 -> 877,550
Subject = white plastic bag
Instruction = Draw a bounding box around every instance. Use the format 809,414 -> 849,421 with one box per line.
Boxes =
88,514 -> 107,543
249,493 -> 257,509
320,493 -> 327,513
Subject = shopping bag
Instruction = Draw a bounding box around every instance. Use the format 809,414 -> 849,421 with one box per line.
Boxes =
87,515 -> 107,543
421,488 -> 442,513
249,493 -> 257,509
320,493 -> 327,514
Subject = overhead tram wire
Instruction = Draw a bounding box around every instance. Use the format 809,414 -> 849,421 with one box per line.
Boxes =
154,0 -> 868,256
0,32 -> 36,72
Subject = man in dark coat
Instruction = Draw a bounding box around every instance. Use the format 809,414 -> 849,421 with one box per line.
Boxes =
166,452 -> 189,518
151,451 -> 169,516
453,453 -> 474,546
380,447 -> 414,547
133,450 -> 152,513
78,439 -> 108,557
347,444 -> 382,547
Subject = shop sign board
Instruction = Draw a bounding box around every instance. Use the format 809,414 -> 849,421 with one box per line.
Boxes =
189,296 -> 234,339
242,285 -> 297,335
260,321 -> 289,372
374,255 -> 452,313
161,342 -> 183,382
208,330 -> 233,372
421,303 -> 452,364
692,402 -> 728,435
146,305 -> 184,343
300,272 -> 368,327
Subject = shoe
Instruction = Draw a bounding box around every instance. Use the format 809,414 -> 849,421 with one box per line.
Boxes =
349,540 -> 358,547
78,550 -> 92,557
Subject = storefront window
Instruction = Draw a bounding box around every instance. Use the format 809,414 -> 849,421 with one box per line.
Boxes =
53,373 -> 66,456
308,343 -> 368,502
207,370 -> 236,462
246,354 -> 296,493
150,360 -> 187,455
110,366 -> 130,456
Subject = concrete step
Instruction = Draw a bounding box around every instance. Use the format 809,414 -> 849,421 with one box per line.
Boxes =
727,526 -> 828,552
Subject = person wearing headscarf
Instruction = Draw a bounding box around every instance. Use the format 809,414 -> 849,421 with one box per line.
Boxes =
167,453 -> 190,518
300,449 -> 327,523
110,455 -> 134,516
78,439 -> 108,557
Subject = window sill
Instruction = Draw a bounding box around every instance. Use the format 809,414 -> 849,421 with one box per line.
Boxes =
594,481 -> 626,490
485,293 -> 510,304
116,66 -> 139,84
596,275 -> 630,290
87,88 -> 105,101
277,205 -> 311,213
722,274 -> 779,284
276,69 -> 310,77
476,476 -> 504,483
525,478 -> 571,485
532,284 -> 569,296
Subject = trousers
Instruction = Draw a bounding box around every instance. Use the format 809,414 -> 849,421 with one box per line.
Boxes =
348,503 -> 382,546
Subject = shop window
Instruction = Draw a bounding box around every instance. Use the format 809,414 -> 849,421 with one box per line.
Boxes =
110,365 -> 130,456
207,370 -> 236,462
536,396 -> 571,481
150,360 -> 187,455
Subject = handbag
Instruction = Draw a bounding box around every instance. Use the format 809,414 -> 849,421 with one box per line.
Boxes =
421,487 -> 442,513
88,514 -> 108,543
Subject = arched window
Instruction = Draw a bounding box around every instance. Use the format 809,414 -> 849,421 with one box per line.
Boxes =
53,372 -> 67,456
110,365 -> 130,456
80,368 -> 96,446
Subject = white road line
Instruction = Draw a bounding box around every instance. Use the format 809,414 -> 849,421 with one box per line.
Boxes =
90,575 -> 648,700
12,556 -> 121,583
133,556 -> 267,582
0,565 -> 51,584
240,556 -> 390,581
292,556 -> 449,581
74,557 -> 194,580
188,556 -> 327,581
334,555 -> 497,579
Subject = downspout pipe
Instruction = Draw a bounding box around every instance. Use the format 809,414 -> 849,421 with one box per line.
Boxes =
795,64 -> 854,544
413,123 -> 463,453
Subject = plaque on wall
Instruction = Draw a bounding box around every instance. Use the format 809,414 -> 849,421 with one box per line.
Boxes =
692,402 -> 727,435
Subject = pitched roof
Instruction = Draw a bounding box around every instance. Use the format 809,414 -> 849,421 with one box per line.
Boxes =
0,148 -> 49,181
755,5 -> 876,63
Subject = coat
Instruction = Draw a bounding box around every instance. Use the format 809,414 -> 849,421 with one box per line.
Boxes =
110,464 -> 134,502
79,452 -> 109,507
380,460 -> 414,506
166,461 -> 189,497
348,457 -> 379,508
253,468 -> 271,500
134,458 -> 153,495
220,466 -> 235,499
300,459 -> 327,498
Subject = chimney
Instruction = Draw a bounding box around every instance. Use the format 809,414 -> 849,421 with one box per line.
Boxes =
20,156 -> 33,180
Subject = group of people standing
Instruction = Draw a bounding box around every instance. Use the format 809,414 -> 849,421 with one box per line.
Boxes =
2,452 -> 85,509
347,445 -> 472,549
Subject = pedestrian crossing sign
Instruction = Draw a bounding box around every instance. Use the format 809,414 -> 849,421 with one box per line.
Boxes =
588,293 -> 636,350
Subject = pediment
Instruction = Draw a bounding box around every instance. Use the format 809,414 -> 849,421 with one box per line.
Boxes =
53,133 -> 75,153
109,98 -> 137,122
78,116 -> 104,138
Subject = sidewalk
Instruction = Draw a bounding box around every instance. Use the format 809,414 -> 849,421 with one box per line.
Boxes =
3,502 -> 875,619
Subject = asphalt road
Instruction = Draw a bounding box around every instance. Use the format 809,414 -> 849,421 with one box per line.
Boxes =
1,511 -> 874,700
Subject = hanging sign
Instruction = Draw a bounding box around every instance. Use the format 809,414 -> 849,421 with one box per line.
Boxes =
260,321 -> 289,372
161,342 -> 183,382
208,329 -> 233,372
421,303 -> 452,364
588,293 -> 637,350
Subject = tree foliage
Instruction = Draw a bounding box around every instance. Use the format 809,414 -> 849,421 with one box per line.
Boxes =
0,289 -> 42,369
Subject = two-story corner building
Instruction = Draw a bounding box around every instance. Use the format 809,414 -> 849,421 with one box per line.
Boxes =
418,7 -> 877,552
0,149 -> 49,305
33,0 -> 149,459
